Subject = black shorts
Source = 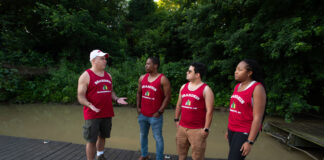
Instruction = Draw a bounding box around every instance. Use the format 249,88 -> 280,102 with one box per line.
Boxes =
83,117 -> 112,143
227,129 -> 259,160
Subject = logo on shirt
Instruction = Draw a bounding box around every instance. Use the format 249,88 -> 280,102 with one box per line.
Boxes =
103,85 -> 108,90
231,95 -> 245,104
94,79 -> 111,85
142,85 -> 157,92
231,102 -> 236,109
145,91 -> 150,96
185,100 -> 191,106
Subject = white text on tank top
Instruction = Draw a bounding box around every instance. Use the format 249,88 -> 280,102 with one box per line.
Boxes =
230,81 -> 256,114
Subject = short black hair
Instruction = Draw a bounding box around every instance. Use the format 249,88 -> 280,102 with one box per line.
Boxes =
148,57 -> 160,68
190,62 -> 206,79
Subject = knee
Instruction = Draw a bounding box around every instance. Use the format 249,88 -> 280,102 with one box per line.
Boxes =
153,134 -> 163,142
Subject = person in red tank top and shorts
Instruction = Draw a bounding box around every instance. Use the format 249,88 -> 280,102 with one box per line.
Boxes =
226,59 -> 266,160
77,49 -> 128,160
174,62 -> 214,160
136,57 -> 171,160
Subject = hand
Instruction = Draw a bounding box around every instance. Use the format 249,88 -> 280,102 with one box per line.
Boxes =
225,131 -> 228,140
89,104 -> 100,113
137,107 -> 141,114
175,121 -> 179,128
201,129 -> 209,138
117,97 -> 128,105
152,112 -> 160,118
240,142 -> 252,156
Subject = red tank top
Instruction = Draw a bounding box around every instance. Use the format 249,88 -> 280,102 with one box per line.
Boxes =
228,81 -> 261,133
83,69 -> 114,120
179,82 -> 207,129
140,73 -> 165,117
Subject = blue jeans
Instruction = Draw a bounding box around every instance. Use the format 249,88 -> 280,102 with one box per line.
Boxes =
138,113 -> 164,160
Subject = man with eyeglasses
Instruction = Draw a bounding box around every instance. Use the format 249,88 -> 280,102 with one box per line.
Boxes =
174,62 -> 214,160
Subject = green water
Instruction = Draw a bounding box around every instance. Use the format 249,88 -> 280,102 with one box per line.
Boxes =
0,104 -> 311,160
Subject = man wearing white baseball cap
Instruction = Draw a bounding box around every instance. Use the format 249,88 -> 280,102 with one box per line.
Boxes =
78,49 -> 128,160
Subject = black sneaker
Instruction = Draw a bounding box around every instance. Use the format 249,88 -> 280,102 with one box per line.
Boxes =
97,154 -> 106,160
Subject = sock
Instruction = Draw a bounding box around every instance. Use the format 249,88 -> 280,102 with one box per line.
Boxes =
97,151 -> 104,157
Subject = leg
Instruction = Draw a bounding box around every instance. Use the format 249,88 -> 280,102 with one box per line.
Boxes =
138,114 -> 150,158
83,119 -> 100,160
96,136 -> 106,152
187,129 -> 206,160
227,130 -> 248,160
97,118 -> 112,151
150,116 -> 164,160
176,126 -> 190,160
86,142 -> 96,160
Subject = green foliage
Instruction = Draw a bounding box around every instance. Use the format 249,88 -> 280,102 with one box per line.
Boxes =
108,58 -> 146,105
161,61 -> 189,106
0,64 -> 20,101
0,0 -> 323,121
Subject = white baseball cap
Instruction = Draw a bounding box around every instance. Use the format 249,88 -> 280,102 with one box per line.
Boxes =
89,49 -> 109,61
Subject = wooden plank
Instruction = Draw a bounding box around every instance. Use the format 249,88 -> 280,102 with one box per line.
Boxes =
0,135 -> 224,160
269,121 -> 324,147
5,141 -> 45,160
61,144 -> 85,160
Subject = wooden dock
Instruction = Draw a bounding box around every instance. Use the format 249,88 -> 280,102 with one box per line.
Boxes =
0,135 -> 224,160
263,120 -> 324,160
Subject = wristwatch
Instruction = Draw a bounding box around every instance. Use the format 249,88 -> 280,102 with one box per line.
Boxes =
174,118 -> 179,122
204,128 -> 209,133
246,140 -> 254,145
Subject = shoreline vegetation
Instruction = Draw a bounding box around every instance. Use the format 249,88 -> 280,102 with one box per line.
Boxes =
1,0 -> 323,122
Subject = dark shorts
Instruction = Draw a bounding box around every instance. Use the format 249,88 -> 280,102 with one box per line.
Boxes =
83,117 -> 112,143
227,129 -> 259,160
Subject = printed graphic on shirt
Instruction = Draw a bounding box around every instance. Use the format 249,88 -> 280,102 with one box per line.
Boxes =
231,95 -> 245,104
142,85 -> 156,100
231,102 -> 236,109
230,102 -> 241,114
185,99 -> 191,106
97,84 -> 111,94
142,85 -> 157,91
95,79 -> 111,85
181,94 -> 200,100
181,98 -> 198,110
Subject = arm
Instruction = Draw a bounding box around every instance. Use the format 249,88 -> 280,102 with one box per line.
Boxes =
202,86 -> 214,136
153,75 -> 171,117
136,75 -> 145,114
174,85 -> 185,128
77,72 -> 100,112
241,84 -> 266,156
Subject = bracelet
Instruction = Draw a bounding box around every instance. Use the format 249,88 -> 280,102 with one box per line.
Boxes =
115,98 -> 119,103
174,118 -> 179,122
158,110 -> 163,115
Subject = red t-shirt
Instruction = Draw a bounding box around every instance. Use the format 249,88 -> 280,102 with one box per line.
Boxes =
179,82 -> 207,129
83,69 -> 114,120
140,73 -> 165,117
228,81 -> 261,133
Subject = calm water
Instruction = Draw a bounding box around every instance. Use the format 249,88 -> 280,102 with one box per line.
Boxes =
0,104 -> 311,160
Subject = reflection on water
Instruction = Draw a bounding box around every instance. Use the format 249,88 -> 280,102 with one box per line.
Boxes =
0,104 -> 311,160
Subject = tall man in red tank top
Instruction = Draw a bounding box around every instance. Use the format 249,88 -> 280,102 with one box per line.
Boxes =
136,57 -> 171,160
174,62 -> 214,160
77,49 -> 128,160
